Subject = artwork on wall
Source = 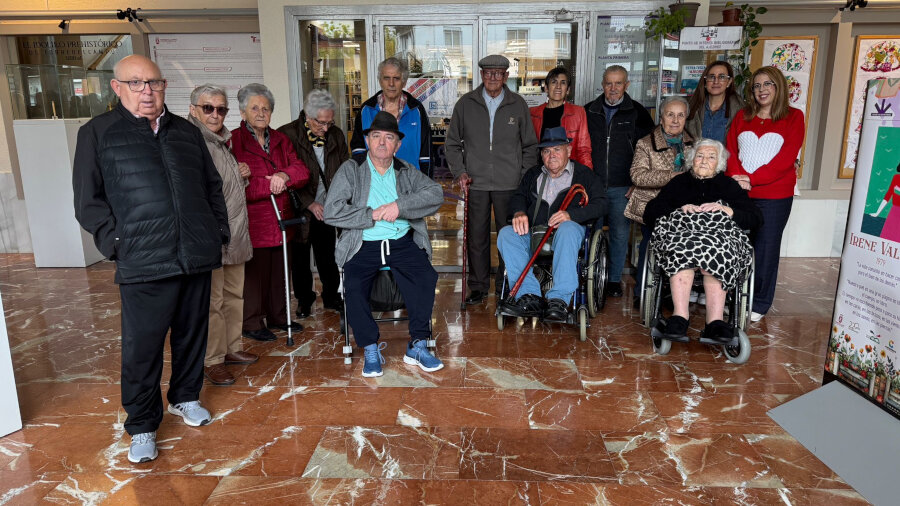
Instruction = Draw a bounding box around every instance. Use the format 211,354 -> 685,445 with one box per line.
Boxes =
751,36 -> 818,178
840,36 -> 900,179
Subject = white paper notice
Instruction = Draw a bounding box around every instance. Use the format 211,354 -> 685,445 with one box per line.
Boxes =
151,33 -> 263,131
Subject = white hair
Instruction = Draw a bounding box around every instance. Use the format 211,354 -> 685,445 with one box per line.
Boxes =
237,83 -> 274,112
190,84 -> 228,107
303,89 -> 337,119
685,138 -> 729,173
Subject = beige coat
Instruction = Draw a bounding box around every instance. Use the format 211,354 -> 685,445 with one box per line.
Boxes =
624,126 -> 694,224
188,114 -> 253,265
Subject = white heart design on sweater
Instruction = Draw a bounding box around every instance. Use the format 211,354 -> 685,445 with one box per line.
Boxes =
737,131 -> 784,174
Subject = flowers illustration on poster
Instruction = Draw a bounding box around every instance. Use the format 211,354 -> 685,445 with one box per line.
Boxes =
840,37 -> 900,178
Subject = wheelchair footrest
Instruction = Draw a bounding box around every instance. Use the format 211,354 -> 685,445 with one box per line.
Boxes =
651,324 -> 690,343
698,335 -> 740,347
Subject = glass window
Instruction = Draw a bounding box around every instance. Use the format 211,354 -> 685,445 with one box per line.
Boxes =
299,20 -> 368,134
485,22 -> 577,97
594,16 -> 658,116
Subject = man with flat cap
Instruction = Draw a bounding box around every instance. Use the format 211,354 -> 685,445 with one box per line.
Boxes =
446,54 -> 539,305
497,126 -> 604,321
324,111 -> 444,378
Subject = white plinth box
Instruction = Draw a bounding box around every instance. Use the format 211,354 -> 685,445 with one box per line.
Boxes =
13,119 -> 104,268
0,288 -> 22,437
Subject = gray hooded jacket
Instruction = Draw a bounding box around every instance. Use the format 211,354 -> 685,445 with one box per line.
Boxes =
324,157 -> 443,268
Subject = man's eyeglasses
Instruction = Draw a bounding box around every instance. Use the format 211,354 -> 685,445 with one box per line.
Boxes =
309,117 -> 335,128
115,79 -> 167,92
482,70 -> 506,79
752,81 -> 777,91
194,104 -> 229,116
704,74 -> 732,82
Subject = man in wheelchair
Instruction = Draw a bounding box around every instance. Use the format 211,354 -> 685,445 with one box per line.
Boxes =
324,111 -> 444,377
497,126 -> 604,321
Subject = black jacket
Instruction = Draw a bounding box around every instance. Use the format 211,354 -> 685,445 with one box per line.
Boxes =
73,104 -> 229,284
585,92 -> 654,189
508,161 -> 605,226
643,171 -> 762,231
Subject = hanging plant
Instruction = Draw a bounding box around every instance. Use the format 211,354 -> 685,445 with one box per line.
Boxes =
725,2 -> 768,92
644,7 -> 687,41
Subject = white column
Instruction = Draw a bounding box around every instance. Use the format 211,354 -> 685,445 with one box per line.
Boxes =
0,288 -> 22,437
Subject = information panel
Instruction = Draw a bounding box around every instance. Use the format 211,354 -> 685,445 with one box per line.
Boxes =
150,33 -> 263,130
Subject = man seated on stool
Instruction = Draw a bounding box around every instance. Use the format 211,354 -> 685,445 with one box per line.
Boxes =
498,126 -> 605,320
324,111 -> 444,377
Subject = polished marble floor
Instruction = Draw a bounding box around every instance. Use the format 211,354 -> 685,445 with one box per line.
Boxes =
0,253 -> 871,505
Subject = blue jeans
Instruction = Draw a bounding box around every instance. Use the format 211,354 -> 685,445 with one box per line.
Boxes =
595,186 -> 631,283
497,221 -> 585,302
751,197 -> 793,314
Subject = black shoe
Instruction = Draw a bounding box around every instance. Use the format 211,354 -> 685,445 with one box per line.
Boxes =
271,321 -> 304,332
543,298 -> 569,321
662,315 -> 690,342
605,282 -> 623,298
700,320 -> 735,345
296,305 -> 311,319
465,290 -> 487,305
323,299 -> 344,313
242,328 -> 277,342
499,293 -> 545,318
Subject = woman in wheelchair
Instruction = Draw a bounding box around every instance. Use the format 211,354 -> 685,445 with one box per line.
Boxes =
642,139 -> 762,343
497,126 -> 604,321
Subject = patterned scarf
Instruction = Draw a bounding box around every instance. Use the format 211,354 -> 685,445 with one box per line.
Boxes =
246,122 -> 270,154
305,120 -> 326,147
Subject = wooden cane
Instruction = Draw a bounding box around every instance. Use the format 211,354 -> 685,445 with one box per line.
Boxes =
508,184 -> 588,299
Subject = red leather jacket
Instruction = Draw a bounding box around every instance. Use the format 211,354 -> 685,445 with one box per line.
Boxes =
230,122 -> 310,248
529,102 -> 593,169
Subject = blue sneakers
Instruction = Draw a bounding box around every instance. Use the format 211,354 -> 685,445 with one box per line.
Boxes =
404,339 -> 444,372
362,341 -> 387,377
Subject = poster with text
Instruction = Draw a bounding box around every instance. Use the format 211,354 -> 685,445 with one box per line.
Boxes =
827,79 -> 900,419
150,33 -> 263,131
840,37 -> 900,178
406,78 -> 457,118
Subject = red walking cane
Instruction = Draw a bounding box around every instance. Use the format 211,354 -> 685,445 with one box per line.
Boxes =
460,185 -> 469,311
508,184 -> 588,299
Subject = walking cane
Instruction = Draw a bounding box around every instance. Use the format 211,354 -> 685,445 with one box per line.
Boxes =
507,184 -> 588,299
270,194 -> 307,347
460,185 -> 469,311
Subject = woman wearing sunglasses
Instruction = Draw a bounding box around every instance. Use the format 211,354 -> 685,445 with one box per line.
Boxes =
726,66 -> 804,323
685,61 -> 743,144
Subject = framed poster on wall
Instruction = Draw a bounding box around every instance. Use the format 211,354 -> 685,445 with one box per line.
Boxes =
750,36 -> 818,178
840,36 -> 900,179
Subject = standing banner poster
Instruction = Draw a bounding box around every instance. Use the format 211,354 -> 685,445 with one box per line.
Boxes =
150,33 -> 263,131
826,78 -> 900,419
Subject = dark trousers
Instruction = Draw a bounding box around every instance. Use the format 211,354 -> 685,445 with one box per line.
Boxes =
467,189 -> 514,293
343,234 -> 438,348
751,197 -> 793,314
119,272 -> 211,435
243,246 -> 287,331
292,217 -> 340,307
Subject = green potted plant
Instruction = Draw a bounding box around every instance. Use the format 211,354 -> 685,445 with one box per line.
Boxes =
725,2 -> 768,92
644,6 -> 687,41
670,1 -> 701,27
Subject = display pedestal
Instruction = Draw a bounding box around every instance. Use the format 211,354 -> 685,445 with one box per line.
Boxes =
13,119 -> 104,267
0,288 -> 22,437
769,381 -> 900,505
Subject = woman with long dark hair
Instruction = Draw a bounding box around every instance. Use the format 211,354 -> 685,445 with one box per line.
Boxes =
685,61 -> 743,144
726,66 -> 805,323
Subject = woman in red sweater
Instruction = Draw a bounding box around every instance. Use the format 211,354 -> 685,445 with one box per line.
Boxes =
726,66 -> 804,323
529,67 -> 592,168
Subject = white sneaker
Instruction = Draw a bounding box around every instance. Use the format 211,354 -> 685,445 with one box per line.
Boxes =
128,431 -> 158,463
750,311 -> 764,323
168,401 -> 212,427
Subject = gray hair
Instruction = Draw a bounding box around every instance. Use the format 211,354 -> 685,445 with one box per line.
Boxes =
237,83 -> 274,112
660,95 -> 689,118
685,138 -> 729,174
378,57 -> 409,82
190,84 -> 228,108
303,89 -> 337,118
602,65 -> 628,81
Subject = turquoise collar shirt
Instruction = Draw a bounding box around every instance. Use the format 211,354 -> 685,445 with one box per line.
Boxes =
363,157 -> 411,241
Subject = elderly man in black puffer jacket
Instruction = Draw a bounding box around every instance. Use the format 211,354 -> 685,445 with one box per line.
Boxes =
73,55 -> 229,465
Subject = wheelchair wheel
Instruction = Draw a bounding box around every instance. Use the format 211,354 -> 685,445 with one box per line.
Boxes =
724,327 -> 752,364
735,266 -> 754,332
652,333 -> 672,355
586,229 -> 609,318
577,306 -> 588,342
497,313 -> 505,331
641,250 -> 659,328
